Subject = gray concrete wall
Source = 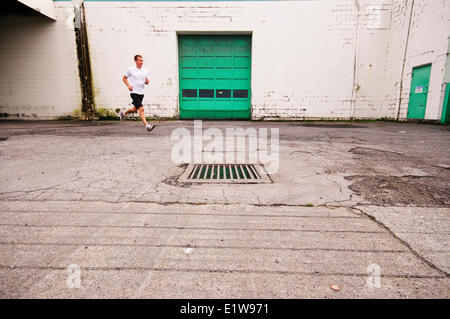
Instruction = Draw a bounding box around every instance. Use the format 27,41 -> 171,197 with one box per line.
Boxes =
0,5 -> 81,119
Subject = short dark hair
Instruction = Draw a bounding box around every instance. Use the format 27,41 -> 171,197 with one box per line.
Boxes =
134,55 -> 143,61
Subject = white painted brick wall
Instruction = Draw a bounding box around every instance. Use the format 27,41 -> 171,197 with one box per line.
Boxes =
0,0 -> 448,120
353,0 -> 394,119
85,1 -> 360,120
381,0 -> 411,119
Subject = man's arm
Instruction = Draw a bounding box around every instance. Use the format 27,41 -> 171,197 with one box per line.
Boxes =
145,77 -> 149,85
123,76 -> 133,91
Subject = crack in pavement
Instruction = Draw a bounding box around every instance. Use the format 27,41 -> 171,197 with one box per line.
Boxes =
353,207 -> 449,277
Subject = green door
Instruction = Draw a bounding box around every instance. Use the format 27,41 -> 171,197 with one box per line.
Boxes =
407,64 -> 432,120
441,83 -> 450,124
178,35 -> 251,119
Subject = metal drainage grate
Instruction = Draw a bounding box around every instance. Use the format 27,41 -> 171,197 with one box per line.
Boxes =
179,164 -> 271,184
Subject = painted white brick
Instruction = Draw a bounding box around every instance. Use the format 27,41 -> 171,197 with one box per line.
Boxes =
85,1 -> 359,119
0,0 -> 448,121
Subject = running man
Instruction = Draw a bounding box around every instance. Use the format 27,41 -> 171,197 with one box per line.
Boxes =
119,55 -> 155,132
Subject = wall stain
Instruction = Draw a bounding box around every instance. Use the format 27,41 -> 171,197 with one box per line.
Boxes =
74,3 -> 95,120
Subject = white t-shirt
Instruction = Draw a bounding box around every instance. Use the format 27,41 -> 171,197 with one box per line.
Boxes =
124,66 -> 149,95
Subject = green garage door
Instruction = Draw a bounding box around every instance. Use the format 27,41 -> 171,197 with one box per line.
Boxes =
178,35 -> 251,119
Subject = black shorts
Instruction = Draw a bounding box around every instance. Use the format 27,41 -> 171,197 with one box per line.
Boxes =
130,93 -> 144,108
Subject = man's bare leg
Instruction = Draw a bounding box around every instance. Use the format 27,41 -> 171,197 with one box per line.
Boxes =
124,106 -> 137,116
120,106 -> 154,132
139,107 -> 155,132
138,107 -> 148,126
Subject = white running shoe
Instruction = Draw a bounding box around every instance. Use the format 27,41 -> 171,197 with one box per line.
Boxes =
119,110 -> 125,122
146,124 -> 155,133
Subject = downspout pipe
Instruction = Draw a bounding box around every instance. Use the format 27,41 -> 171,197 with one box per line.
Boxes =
350,0 -> 361,120
396,0 -> 415,121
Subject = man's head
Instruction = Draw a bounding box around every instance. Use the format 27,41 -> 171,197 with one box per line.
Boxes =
134,55 -> 143,68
